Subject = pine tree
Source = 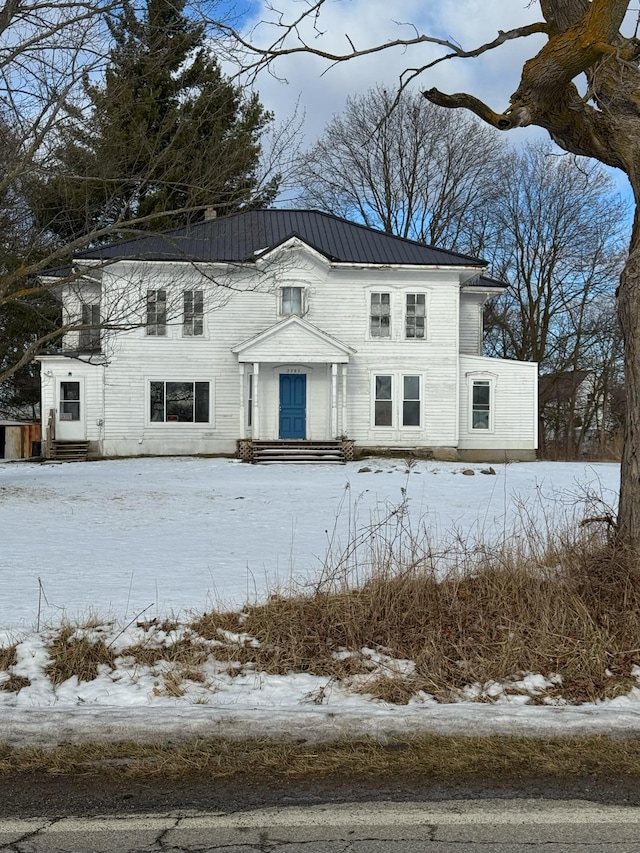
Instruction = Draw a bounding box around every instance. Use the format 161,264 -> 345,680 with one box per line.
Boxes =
38,0 -> 278,242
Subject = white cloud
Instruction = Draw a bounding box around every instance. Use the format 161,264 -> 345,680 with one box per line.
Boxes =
240,0 -> 545,141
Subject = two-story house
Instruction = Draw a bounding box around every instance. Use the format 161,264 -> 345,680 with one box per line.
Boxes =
38,209 -> 538,462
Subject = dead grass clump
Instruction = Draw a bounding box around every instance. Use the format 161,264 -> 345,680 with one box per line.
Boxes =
192,524 -> 640,704
46,626 -> 116,685
357,675 -> 422,705
119,638 -> 210,668
0,646 -> 17,671
0,675 -> 31,693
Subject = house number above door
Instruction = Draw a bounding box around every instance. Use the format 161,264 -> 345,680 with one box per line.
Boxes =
285,368 -> 303,374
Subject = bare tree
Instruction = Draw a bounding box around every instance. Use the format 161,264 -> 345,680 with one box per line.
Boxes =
222,0 -> 640,551
295,84 -> 507,248
0,0 -> 292,393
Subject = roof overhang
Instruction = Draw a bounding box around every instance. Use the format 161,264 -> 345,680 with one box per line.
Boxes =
232,315 -> 356,364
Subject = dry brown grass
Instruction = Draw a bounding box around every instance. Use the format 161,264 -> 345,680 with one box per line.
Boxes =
0,674 -> 31,693
0,646 -> 17,671
192,526 -> 640,704
46,626 -> 116,685
3,734 -> 640,781
119,637 -> 211,667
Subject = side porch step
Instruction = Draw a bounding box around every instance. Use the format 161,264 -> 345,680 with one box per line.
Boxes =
49,440 -> 89,462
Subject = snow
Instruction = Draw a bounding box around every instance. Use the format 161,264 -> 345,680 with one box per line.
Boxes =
2,455 -> 637,745
0,456 -> 619,629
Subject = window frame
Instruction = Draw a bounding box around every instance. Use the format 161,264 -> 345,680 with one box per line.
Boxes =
404,292 -> 427,340
280,286 -> 305,317
369,292 -> 391,339
402,374 -> 422,427
146,289 -> 167,337
79,302 -> 101,352
373,374 -> 393,427
148,380 -> 211,424
371,373 -> 423,429
470,378 -> 493,432
183,289 -> 204,337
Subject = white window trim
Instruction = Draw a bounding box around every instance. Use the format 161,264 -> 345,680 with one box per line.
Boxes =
467,374 -> 495,433
371,372 -> 423,430
182,289 -> 205,338
367,290 -> 392,341
279,285 -> 306,317
403,290 -> 431,342
146,379 -> 214,427
145,289 -> 168,337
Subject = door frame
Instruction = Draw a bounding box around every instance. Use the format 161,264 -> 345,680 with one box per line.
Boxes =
278,372 -> 307,439
56,377 -> 86,440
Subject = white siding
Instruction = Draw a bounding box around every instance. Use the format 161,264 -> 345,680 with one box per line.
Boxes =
459,293 -> 484,355
41,245 -> 538,459
458,355 -> 538,450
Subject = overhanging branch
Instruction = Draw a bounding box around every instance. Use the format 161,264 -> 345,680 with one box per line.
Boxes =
422,88 -> 530,130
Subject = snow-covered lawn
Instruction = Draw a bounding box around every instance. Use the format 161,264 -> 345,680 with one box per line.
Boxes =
1,456 -> 619,630
4,455 -> 638,745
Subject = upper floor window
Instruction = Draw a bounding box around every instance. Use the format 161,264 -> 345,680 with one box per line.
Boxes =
370,292 -> 390,338
183,290 -> 204,336
146,289 -> 166,336
472,380 -> 491,430
405,293 -> 426,339
281,286 -> 303,316
79,303 -> 100,351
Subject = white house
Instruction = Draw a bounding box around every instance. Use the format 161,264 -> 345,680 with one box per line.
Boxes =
38,209 -> 538,462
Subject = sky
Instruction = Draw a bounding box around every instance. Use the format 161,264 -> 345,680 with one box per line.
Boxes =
236,0 -> 545,140
228,0 -> 634,205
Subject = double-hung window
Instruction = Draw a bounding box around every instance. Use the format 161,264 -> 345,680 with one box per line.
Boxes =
471,380 -> 491,430
405,293 -> 426,339
402,375 -> 421,426
183,290 -> 204,336
150,381 -> 209,423
79,303 -> 100,351
374,375 -> 393,426
146,290 -> 167,336
373,374 -> 422,427
281,286 -> 303,316
370,293 -> 390,338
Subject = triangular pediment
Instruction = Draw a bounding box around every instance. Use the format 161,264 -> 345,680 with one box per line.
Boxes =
232,315 -> 355,363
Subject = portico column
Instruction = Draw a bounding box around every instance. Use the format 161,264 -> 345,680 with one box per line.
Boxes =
253,362 -> 260,438
331,363 -> 338,439
341,364 -> 348,436
238,362 -> 245,440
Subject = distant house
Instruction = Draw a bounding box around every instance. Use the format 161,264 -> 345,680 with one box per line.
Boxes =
38,209 -> 538,462
539,370 -> 606,456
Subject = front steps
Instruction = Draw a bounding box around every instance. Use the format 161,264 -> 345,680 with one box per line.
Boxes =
49,440 -> 89,462
238,439 -> 354,464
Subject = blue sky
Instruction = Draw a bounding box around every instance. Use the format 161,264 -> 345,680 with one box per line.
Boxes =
224,0 -> 632,210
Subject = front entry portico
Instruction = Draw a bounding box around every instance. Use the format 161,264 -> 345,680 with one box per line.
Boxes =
232,315 -> 356,442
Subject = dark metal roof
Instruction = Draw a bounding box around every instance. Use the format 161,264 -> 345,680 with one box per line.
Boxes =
75,209 -> 488,268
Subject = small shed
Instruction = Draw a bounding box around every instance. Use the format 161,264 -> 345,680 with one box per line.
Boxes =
0,421 -> 41,460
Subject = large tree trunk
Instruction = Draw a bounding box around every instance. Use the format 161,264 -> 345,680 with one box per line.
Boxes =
617,207 -> 640,553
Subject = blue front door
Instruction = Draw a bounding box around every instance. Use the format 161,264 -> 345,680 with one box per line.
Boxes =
279,374 -> 306,439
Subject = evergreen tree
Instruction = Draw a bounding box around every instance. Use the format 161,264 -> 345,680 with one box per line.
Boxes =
38,0 -> 278,241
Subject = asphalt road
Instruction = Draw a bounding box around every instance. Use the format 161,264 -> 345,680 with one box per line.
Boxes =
2,800 -> 640,851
